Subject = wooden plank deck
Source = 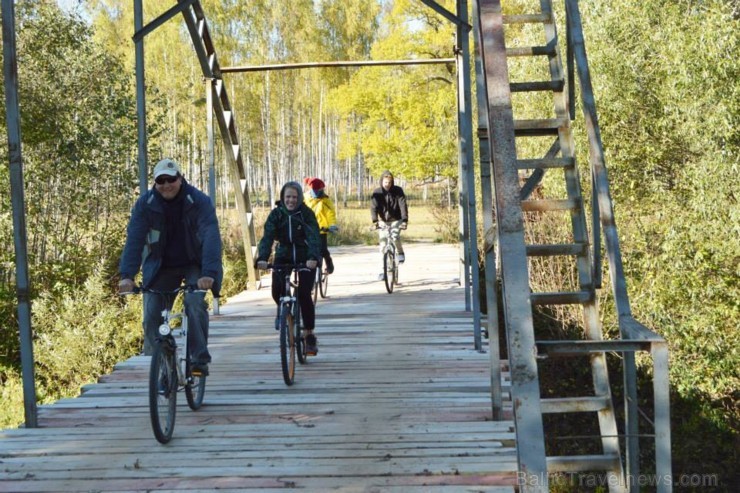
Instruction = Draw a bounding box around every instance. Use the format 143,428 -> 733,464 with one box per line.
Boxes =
0,243 -> 517,492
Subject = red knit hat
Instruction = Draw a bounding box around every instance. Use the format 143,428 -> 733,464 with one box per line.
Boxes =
308,178 -> 325,191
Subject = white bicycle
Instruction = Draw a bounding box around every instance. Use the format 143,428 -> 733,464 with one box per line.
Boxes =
377,222 -> 402,294
126,285 -> 207,443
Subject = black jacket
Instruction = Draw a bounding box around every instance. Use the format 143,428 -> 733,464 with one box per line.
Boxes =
257,194 -> 321,265
371,172 -> 408,224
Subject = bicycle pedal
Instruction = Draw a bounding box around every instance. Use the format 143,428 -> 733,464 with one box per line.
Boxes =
191,363 -> 209,377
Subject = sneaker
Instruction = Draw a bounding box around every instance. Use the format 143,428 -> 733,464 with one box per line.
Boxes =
305,334 -> 318,356
377,272 -> 385,281
397,253 -> 405,263
191,362 -> 209,377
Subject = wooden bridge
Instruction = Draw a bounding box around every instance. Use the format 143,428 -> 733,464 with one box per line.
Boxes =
1,1 -> 674,489
0,243 -> 519,492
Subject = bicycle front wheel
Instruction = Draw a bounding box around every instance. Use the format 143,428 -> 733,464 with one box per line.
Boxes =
149,342 -> 177,444
383,250 -> 395,294
280,303 -> 296,385
295,299 -> 307,365
185,359 -> 206,410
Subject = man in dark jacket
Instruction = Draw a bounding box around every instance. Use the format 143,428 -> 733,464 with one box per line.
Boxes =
118,158 -> 222,375
256,181 -> 321,355
370,170 -> 408,279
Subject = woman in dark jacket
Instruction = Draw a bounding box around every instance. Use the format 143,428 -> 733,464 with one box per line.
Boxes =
256,181 -> 322,355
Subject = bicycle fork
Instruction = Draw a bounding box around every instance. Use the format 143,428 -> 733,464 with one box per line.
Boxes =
276,296 -> 296,328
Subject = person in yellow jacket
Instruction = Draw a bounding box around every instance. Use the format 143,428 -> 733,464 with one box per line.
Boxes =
304,177 -> 337,274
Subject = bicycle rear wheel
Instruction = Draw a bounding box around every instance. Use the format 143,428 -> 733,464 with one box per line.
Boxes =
149,342 -> 177,444
319,267 -> 329,298
280,303 -> 296,385
383,250 -> 395,294
312,266 -> 320,304
185,359 -> 206,410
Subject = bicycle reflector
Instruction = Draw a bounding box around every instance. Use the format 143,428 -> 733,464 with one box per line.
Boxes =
158,323 -> 171,336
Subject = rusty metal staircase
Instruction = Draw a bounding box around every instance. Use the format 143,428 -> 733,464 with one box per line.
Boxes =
132,1 -> 259,288
177,0 -> 259,288
475,0 -> 672,491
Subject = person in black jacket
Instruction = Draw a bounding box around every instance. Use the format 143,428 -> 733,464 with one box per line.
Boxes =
256,181 -> 321,355
370,170 -> 408,280
118,158 -> 222,375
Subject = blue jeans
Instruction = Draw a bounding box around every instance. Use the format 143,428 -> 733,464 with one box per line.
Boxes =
143,265 -> 210,364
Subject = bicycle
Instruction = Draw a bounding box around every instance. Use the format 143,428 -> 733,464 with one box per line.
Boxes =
123,285 -> 207,444
312,255 -> 330,304
270,263 -> 311,385
377,222 -> 402,294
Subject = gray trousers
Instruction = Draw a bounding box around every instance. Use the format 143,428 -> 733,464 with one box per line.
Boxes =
142,265 -> 210,364
378,220 -> 404,269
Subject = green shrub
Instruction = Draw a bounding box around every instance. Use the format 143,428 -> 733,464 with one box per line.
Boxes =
0,369 -> 25,429
430,205 -> 458,244
30,267 -> 142,402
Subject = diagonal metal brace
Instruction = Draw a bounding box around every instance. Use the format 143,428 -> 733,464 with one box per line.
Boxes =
132,0 -> 197,43
519,139 -> 560,200
419,0 -> 472,31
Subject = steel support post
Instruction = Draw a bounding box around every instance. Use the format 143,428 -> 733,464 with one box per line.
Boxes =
134,0 -> 148,193
133,0 -> 152,355
457,0 -> 483,350
2,0 -> 37,427
652,342 -> 673,493
206,78 -> 220,315
472,0 -> 503,417
206,79 -> 216,202
456,71 -> 472,315
623,350 -> 639,490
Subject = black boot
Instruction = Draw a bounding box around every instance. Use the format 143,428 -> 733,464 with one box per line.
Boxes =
326,257 -> 335,274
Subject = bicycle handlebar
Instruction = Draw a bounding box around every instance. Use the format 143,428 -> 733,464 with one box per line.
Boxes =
120,284 -> 207,296
266,263 -> 313,272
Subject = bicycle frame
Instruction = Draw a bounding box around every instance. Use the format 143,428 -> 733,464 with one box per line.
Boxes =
378,223 -> 402,293
277,268 -> 300,316
156,305 -> 189,388
123,284 -> 207,443
130,284 -> 210,386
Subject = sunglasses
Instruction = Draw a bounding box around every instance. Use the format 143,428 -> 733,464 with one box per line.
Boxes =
155,175 -> 179,185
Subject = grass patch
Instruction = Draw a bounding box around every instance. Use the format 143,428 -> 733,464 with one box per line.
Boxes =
244,202 -> 455,246
331,203 -> 453,244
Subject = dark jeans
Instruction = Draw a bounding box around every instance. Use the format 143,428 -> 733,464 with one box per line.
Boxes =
143,265 -> 211,364
272,268 -> 315,331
